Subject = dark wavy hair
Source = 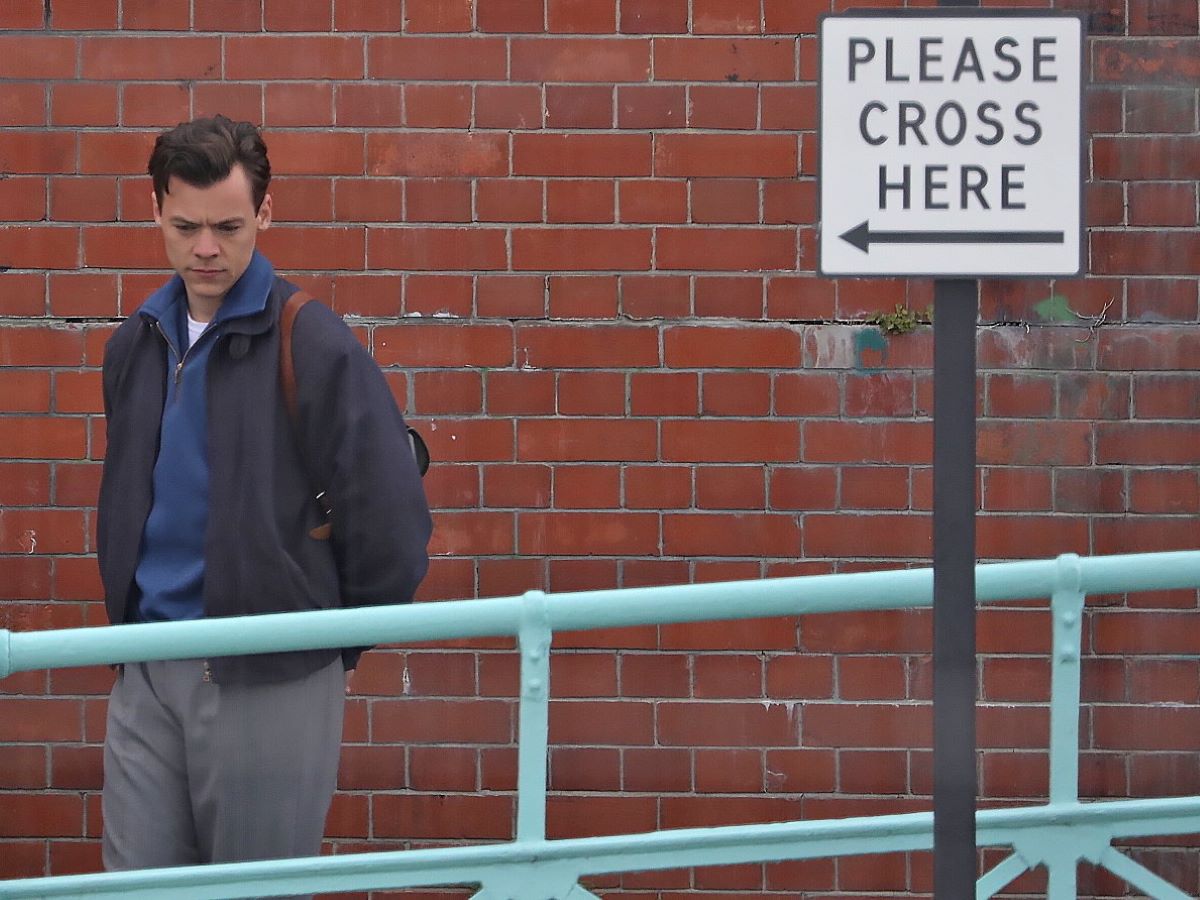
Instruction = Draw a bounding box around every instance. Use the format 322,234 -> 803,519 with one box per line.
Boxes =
148,115 -> 271,212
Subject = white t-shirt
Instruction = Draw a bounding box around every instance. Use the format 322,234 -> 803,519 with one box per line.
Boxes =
186,313 -> 207,349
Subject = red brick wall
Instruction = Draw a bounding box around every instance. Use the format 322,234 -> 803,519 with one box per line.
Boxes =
1,0 -> 1197,896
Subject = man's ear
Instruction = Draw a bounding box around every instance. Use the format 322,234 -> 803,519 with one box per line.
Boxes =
256,193 -> 272,231
151,190 -> 162,225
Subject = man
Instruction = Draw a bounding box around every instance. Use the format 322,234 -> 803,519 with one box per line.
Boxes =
96,116 -> 431,875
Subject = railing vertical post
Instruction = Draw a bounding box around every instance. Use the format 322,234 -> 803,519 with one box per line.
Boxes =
1048,553 -> 1084,806
1045,554 -> 1085,899
0,629 -> 11,680
1046,847 -> 1080,900
516,590 -> 552,843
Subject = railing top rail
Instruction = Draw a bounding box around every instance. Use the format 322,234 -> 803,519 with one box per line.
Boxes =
3,551 -> 1198,677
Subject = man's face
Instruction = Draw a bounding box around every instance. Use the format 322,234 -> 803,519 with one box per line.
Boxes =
152,164 -> 271,315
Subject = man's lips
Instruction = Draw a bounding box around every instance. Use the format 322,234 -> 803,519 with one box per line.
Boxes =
191,268 -> 224,275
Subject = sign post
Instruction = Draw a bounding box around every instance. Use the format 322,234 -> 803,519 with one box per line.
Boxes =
818,10 -> 1083,898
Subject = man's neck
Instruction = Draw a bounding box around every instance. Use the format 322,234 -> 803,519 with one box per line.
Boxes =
185,293 -> 222,324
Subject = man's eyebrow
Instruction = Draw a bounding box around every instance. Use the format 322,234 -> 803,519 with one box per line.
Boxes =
166,216 -> 246,226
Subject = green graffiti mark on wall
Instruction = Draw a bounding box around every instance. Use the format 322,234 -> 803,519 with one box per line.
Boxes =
1034,294 -> 1078,323
854,328 -> 889,373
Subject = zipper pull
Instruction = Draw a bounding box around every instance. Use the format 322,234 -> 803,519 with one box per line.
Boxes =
175,361 -> 184,385
202,661 -> 212,683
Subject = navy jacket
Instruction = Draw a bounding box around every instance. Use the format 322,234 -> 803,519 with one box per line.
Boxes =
97,273 -> 432,683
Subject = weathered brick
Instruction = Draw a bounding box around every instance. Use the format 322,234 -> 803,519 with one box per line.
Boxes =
512,37 -> 649,82
664,512 -> 799,557
1130,0 -> 1199,33
226,36 -> 363,79
0,135 -> 76,176
1098,326 -> 1200,369
1,84 -> 47,127
658,227 -> 797,272
654,37 -> 796,82
518,420 -> 657,462
82,37 -> 221,80
656,134 -> 797,178
369,227 -> 508,271
512,227 -> 652,272
368,133 -> 508,177
1094,39 -> 1200,85
548,0 -> 616,33
1126,87 -> 1198,134
1093,136 -> 1200,180
514,133 -> 651,177
367,36 -> 507,80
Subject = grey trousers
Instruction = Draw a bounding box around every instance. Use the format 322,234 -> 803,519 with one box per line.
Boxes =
102,657 -> 345,896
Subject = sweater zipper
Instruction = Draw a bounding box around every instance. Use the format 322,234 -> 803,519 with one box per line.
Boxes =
154,320 -> 188,392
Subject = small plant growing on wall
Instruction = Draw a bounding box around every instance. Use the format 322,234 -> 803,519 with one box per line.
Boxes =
867,303 -> 934,335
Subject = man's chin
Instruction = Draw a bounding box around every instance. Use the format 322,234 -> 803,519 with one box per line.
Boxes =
185,277 -> 230,297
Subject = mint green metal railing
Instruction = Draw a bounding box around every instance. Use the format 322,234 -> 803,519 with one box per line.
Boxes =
2,551 -> 1198,899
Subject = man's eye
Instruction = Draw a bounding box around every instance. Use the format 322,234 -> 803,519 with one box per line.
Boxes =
218,224 -> 240,234
176,224 -> 197,233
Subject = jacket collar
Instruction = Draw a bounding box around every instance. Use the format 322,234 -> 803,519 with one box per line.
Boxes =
137,251 -> 277,338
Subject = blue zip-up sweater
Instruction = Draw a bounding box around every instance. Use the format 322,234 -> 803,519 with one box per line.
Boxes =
134,251 -> 275,623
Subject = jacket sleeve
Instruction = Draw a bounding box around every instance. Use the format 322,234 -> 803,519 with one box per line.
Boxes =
290,301 -> 433,610
101,318 -> 136,421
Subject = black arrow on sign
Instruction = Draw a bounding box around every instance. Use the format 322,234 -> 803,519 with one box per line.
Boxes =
840,220 -> 1065,254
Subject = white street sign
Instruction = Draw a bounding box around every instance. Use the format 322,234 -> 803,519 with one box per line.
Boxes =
818,11 -> 1084,278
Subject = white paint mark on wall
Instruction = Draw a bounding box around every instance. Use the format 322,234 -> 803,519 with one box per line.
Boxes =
760,699 -> 800,721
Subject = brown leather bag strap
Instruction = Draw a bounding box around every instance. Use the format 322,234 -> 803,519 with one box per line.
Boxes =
279,289 -> 313,427
279,288 -> 430,483
278,289 -> 333,529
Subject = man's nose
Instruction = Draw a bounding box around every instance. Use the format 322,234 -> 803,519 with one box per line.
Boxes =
193,228 -> 219,257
